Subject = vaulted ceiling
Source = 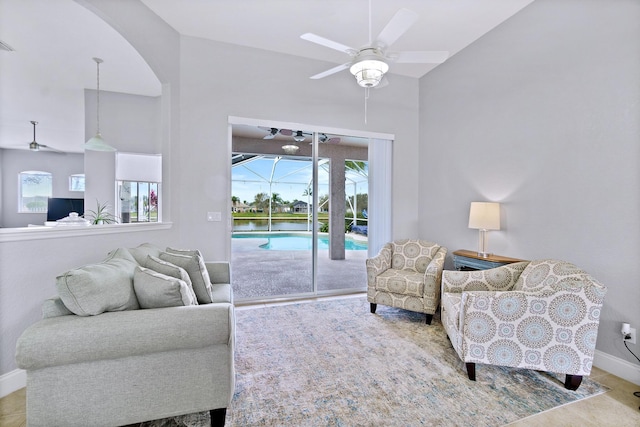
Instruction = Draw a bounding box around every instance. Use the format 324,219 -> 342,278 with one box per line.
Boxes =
0,0 -> 534,153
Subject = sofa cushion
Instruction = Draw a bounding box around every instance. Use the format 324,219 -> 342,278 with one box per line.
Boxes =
390,239 -> 438,273
210,283 -> 233,303
56,248 -> 139,316
375,269 -> 424,298
126,243 -> 163,266
133,267 -> 197,308
145,255 -> 198,304
159,250 -> 213,304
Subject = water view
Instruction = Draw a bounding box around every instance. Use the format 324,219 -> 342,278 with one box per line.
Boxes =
233,219 -> 314,232
233,232 -> 368,251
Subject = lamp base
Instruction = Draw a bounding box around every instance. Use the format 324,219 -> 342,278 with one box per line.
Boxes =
477,229 -> 491,259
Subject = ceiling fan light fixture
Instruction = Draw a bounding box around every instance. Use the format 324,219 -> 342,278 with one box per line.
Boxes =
350,58 -> 389,88
293,131 -> 306,142
282,144 -> 300,155
86,57 -> 116,152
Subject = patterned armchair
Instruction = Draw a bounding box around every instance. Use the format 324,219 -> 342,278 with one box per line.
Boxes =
441,259 -> 607,390
366,239 -> 447,324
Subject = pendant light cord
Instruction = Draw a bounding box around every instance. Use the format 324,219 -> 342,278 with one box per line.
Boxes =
93,57 -> 103,135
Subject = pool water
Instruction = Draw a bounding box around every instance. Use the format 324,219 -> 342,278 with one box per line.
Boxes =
233,233 -> 368,251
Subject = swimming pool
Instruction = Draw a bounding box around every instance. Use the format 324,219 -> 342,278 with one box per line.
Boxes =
232,232 -> 368,251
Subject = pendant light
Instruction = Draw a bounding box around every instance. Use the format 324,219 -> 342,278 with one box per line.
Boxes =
85,57 -> 116,151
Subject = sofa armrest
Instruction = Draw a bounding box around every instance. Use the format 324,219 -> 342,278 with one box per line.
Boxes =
442,261 -> 529,294
16,303 -> 234,371
206,261 -> 231,284
423,246 -> 447,299
365,243 -> 392,288
458,283 -> 606,374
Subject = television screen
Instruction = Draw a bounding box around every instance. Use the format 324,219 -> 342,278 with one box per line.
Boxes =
47,198 -> 84,221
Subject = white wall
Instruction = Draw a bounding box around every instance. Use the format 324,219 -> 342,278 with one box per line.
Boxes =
0,150 -> 84,227
177,36 -> 420,258
1,0 -> 421,379
0,0 -> 181,378
84,89 -> 161,153
418,0 -> 640,367
83,90 -> 161,218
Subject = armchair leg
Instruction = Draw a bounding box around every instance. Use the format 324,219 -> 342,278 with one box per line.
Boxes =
564,374 -> 583,391
370,303 -> 377,313
465,363 -> 476,381
210,408 -> 227,427
425,314 -> 433,325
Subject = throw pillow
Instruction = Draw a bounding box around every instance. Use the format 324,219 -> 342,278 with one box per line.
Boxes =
145,255 -> 198,304
159,251 -> 213,304
56,247 -> 140,316
133,267 -> 197,308
42,296 -> 74,318
124,243 -> 163,267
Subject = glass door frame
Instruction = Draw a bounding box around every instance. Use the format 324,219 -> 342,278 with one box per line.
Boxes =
228,116 -> 393,302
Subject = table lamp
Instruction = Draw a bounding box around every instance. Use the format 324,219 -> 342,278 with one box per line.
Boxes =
468,202 -> 501,258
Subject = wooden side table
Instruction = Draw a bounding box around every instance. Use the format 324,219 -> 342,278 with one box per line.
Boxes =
452,249 -> 525,271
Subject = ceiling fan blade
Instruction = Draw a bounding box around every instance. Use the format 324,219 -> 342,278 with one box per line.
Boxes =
301,33 -> 355,54
376,8 -> 419,49
375,76 -> 389,89
263,127 -> 278,139
310,63 -> 350,80
38,144 -> 65,153
393,51 -> 449,64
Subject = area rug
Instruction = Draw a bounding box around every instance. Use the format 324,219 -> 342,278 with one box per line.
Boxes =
136,296 -> 608,426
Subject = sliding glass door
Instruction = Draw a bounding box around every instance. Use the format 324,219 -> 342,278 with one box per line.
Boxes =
230,122 -> 374,302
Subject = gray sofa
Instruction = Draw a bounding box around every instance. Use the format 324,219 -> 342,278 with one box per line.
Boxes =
15,244 -> 235,427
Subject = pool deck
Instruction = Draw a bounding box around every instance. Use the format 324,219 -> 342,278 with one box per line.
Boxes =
231,233 -> 368,300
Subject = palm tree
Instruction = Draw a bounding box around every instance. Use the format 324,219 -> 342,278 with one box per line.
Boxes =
271,192 -> 284,212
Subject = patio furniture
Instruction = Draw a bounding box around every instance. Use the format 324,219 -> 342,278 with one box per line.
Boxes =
441,259 -> 607,390
366,239 -> 447,324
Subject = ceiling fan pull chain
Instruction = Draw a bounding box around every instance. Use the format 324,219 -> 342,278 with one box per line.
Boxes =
364,87 -> 370,124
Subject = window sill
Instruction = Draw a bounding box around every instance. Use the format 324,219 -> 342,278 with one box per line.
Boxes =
0,222 -> 173,242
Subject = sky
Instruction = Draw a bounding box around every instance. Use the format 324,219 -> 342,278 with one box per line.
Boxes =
232,156 -> 368,205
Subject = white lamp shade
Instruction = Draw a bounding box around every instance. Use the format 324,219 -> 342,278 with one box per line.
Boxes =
468,202 -> 501,230
115,152 -> 162,182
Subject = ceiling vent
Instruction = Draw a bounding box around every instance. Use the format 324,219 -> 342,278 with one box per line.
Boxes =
0,40 -> 15,51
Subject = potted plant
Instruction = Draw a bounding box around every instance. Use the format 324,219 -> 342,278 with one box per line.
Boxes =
85,200 -> 119,225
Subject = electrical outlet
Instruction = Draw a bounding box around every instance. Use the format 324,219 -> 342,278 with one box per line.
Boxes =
623,327 -> 636,344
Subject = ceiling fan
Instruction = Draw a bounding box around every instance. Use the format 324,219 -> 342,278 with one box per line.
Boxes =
301,2 -> 449,88
259,127 -> 341,144
260,127 -> 295,140
28,121 -> 64,153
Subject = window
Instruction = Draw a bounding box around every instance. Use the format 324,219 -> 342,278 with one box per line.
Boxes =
19,171 -> 52,213
69,174 -> 85,192
118,181 -> 159,223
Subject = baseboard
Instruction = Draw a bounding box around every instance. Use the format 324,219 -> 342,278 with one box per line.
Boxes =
593,349 -> 640,386
0,369 -> 26,398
